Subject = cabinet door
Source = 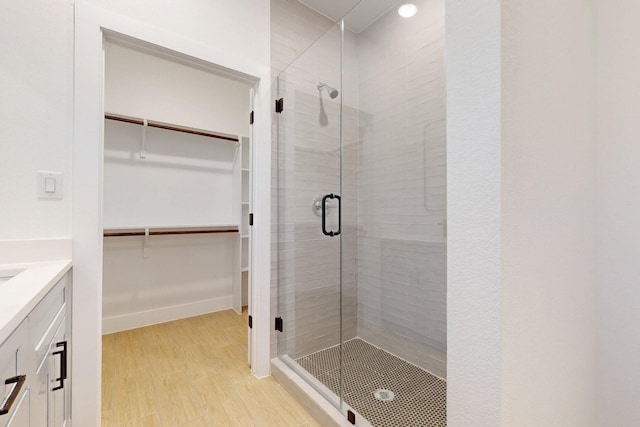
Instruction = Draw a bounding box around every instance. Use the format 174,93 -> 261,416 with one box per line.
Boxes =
31,364 -> 49,427
48,319 -> 68,427
5,390 -> 29,427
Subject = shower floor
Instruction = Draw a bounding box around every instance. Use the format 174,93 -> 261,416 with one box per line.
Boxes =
295,338 -> 446,427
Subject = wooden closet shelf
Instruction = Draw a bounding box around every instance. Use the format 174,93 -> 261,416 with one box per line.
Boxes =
104,225 -> 239,237
105,113 -> 239,142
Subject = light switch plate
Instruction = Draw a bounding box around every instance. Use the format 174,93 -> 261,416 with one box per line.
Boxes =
38,171 -> 63,199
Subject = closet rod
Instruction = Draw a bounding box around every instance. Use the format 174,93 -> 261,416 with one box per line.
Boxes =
104,229 -> 238,237
105,113 -> 239,142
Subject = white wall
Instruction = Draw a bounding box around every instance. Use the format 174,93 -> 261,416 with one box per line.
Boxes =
595,1 -> 640,424
0,0 -> 73,239
446,0 -> 501,425
501,0 -> 598,425
103,122 -> 238,228
102,233 -> 237,333
85,0 -> 270,68
105,43 -> 251,136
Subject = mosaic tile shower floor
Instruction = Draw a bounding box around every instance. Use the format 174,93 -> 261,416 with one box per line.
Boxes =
296,339 -> 446,427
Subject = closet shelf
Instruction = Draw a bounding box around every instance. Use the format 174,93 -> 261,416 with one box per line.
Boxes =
105,113 -> 239,142
103,225 -> 239,237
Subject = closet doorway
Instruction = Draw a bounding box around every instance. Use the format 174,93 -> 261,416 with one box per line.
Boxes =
99,39 -> 256,423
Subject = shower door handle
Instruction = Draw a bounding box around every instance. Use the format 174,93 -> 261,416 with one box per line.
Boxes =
321,193 -> 341,237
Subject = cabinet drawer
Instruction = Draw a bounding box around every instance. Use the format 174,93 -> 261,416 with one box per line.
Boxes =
0,321 -> 28,426
29,275 -> 67,359
34,304 -> 66,372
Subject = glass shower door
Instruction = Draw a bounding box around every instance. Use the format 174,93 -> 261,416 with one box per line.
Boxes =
274,21 -> 346,409
275,0 -> 448,424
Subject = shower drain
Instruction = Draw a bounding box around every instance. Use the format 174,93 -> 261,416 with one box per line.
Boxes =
373,388 -> 395,402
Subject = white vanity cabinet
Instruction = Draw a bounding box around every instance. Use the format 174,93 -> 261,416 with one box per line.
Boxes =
0,270 -> 71,427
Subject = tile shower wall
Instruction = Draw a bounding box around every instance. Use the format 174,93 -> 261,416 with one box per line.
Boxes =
270,0 -> 334,77
355,0 -> 447,377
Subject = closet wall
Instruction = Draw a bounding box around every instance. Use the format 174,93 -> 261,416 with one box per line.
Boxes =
102,43 -> 252,333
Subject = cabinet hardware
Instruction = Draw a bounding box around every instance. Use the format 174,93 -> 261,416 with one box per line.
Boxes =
52,341 -> 68,391
275,98 -> 284,113
0,375 -> 26,416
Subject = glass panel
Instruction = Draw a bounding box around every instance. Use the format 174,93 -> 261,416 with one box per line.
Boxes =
339,0 -> 447,424
275,22 -> 344,408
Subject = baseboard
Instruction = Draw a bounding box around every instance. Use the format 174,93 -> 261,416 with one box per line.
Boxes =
102,296 -> 233,334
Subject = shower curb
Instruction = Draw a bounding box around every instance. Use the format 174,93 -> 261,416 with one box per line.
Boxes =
271,358 -> 354,427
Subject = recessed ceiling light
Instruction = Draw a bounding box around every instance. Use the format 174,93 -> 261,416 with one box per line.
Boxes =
398,3 -> 418,18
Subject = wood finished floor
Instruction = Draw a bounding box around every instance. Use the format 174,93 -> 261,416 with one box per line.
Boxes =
102,309 -> 321,427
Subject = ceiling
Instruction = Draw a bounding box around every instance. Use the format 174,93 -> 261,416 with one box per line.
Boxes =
299,0 -> 402,33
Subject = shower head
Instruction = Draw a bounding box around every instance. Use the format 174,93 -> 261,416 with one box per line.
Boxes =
317,82 -> 339,99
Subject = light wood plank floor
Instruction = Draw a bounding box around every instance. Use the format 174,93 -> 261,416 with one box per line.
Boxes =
102,309 -> 321,427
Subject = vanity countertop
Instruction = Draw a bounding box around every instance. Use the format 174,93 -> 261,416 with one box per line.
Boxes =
0,260 -> 72,345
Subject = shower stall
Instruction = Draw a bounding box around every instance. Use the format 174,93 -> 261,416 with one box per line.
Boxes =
273,0 -> 446,425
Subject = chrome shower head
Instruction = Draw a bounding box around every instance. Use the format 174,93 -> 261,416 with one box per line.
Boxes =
317,82 -> 339,99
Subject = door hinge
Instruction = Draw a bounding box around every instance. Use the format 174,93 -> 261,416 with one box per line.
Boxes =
275,316 -> 283,332
347,410 -> 356,424
275,98 -> 284,113
250,110 -> 254,125
249,213 -> 254,226
248,315 -> 253,329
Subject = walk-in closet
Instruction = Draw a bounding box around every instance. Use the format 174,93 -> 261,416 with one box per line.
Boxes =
100,40 -> 254,425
